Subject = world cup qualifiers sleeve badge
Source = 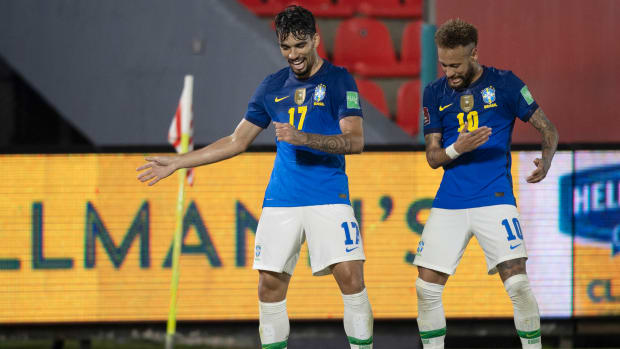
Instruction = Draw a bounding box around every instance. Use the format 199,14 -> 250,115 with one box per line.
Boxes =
460,94 -> 474,112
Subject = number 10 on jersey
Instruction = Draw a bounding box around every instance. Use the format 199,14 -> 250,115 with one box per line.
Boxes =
288,106 -> 308,130
457,111 -> 479,132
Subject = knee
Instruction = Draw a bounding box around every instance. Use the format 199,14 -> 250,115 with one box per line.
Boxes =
333,263 -> 364,294
416,278 -> 444,310
504,274 -> 539,312
258,271 -> 289,302
504,274 -> 531,297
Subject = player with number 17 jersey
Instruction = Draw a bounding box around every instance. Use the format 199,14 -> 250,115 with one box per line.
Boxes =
245,60 -> 362,207
423,66 -> 539,209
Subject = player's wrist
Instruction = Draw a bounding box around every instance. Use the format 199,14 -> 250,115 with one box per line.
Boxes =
445,143 -> 461,160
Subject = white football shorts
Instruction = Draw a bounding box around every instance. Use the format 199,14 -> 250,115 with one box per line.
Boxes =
253,204 -> 366,276
413,204 -> 528,275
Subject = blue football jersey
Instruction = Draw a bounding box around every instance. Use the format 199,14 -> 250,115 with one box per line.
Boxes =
423,66 -> 539,209
244,60 -> 363,207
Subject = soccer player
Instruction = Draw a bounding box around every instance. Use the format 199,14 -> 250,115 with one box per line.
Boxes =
136,5 -> 373,349
413,19 -> 559,349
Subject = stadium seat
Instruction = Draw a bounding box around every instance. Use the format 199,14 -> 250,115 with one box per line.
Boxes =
355,78 -> 390,117
400,20 -> 422,76
333,18 -> 417,77
396,79 -> 420,136
238,0 -> 282,16
339,0 -> 422,18
283,0 -> 354,17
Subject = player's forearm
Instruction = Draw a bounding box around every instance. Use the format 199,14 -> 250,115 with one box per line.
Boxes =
530,108 -> 559,168
426,147 -> 454,169
174,136 -> 245,170
302,132 -> 363,154
540,124 -> 559,166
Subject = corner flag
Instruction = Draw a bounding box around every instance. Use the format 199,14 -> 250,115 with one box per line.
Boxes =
166,75 -> 194,349
168,75 -> 195,185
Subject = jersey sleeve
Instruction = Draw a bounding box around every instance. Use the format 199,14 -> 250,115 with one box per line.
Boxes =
333,69 -> 363,119
244,76 -> 271,129
504,71 -> 539,122
422,84 -> 441,135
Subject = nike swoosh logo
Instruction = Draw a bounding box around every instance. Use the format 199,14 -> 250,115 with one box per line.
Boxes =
510,243 -> 522,250
345,246 -> 359,253
274,96 -> 289,102
439,103 -> 453,111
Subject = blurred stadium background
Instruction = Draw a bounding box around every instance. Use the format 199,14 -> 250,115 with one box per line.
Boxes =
0,0 -> 619,348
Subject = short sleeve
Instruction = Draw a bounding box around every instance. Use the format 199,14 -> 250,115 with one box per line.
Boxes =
333,69 -> 363,120
504,71 -> 539,122
422,84 -> 441,135
244,76 -> 271,129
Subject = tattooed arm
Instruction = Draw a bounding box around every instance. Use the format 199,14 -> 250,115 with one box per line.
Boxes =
273,116 -> 364,154
425,133 -> 452,169
526,107 -> 559,183
424,126 -> 493,169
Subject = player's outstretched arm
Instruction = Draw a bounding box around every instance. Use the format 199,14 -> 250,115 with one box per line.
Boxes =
137,119 -> 263,186
526,107 -> 559,183
425,126 -> 492,169
273,116 -> 364,154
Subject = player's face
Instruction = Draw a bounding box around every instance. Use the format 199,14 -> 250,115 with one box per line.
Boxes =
279,32 -> 320,79
438,44 -> 478,90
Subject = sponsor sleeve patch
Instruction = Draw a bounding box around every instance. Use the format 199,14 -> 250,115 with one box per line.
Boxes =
346,91 -> 360,109
423,107 -> 430,126
520,85 -> 534,105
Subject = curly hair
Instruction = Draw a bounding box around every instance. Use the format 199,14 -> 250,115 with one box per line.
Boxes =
274,5 -> 316,42
434,18 -> 478,49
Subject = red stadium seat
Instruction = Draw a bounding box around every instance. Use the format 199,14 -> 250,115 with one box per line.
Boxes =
400,20 -> 422,76
355,78 -> 390,117
396,79 -> 420,136
283,0 -> 354,17
339,0 -> 422,18
238,0 -> 282,16
333,18 -> 416,77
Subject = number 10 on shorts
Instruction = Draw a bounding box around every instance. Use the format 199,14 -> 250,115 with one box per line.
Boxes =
341,221 -> 361,252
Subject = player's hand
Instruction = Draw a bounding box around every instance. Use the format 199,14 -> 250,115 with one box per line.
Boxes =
526,157 -> 550,183
136,156 -> 178,186
453,126 -> 492,154
274,121 -> 308,145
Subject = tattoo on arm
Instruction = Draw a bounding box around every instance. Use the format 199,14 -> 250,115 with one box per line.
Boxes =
529,108 -> 559,164
305,133 -> 352,154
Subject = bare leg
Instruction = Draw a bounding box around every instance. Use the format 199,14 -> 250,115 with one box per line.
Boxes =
332,260 -> 365,294
258,270 -> 291,302
417,266 -> 449,285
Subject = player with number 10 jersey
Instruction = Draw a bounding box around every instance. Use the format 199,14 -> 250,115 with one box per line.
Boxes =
422,66 -> 537,209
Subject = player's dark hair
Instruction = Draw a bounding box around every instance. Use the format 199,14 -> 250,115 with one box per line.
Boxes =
274,5 -> 316,42
435,18 -> 478,49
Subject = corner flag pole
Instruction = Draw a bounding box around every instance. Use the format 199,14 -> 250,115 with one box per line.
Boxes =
166,75 -> 193,349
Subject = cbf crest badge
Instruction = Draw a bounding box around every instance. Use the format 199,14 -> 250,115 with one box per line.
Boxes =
313,84 -> 326,103
460,94 -> 474,112
294,88 -> 306,105
481,86 -> 496,105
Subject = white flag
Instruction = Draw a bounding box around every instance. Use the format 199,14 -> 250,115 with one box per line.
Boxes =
168,75 -> 195,186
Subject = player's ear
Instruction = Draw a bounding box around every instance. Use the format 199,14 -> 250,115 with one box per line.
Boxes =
312,32 -> 320,50
470,46 -> 478,63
